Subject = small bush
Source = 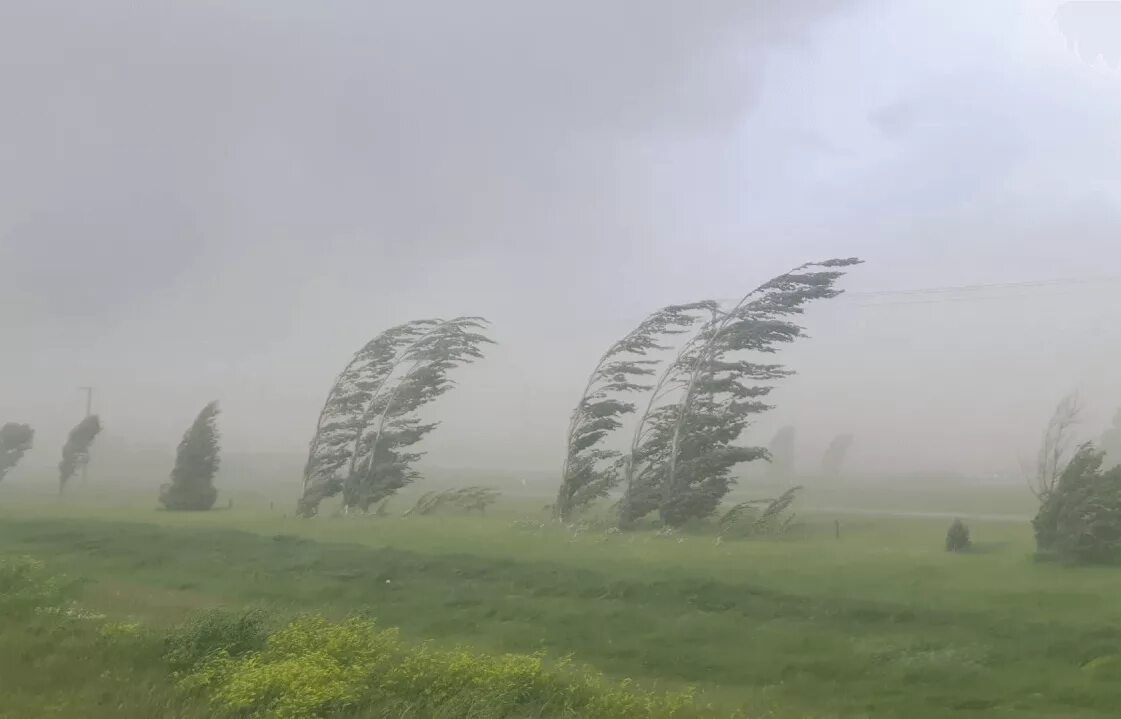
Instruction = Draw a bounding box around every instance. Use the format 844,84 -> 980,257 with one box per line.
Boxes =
945,519 -> 971,552
164,608 -> 270,672
177,613 -> 714,718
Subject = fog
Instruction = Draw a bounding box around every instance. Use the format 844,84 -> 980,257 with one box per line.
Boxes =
2,1 -> 1120,486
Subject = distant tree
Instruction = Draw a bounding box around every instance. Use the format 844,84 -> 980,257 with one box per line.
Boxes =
1033,443 -> 1121,564
1026,393 -> 1083,501
945,518 -> 971,553
767,426 -> 796,479
298,317 -> 494,517
160,401 -> 221,511
58,415 -> 102,493
0,423 -> 35,483
821,433 -> 854,478
555,302 -> 715,522
1099,408 -> 1121,470
618,258 -> 862,528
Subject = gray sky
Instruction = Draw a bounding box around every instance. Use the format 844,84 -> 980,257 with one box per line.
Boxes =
2,0 -> 1120,481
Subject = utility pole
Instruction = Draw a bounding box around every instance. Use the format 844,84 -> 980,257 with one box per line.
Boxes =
77,387 -> 93,484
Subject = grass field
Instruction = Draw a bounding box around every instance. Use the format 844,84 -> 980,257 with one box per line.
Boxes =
2,484 -> 1121,718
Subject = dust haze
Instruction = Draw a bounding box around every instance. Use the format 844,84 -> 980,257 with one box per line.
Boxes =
2,0 -> 1120,488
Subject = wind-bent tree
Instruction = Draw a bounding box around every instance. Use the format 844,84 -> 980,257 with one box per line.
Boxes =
554,302 -> 716,521
1026,392 -> 1082,501
619,258 -> 861,528
768,426 -> 796,479
1033,442 -> 1121,563
298,317 -> 493,517
58,415 -> 101,493
0,423 -> 35,483
160,401 -> 221,511
821,433 -> 855,478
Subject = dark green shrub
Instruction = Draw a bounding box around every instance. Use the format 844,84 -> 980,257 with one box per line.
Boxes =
160,401 -> 221,511
1033,444 -> 1121,564
945,518 -> 971,552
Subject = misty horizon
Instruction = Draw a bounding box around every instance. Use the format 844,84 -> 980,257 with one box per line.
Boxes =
3,1 -> 1120,483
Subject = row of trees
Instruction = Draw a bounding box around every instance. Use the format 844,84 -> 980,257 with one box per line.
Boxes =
0,402 -> 222,513
0,417 -> 103,493
765,426 -> 855,480
9,260 -> 861,521
293,258 -> 860,525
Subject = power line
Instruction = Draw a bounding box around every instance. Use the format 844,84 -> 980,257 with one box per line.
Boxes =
607,275 -> 1121,326
713,275 -> 1121,307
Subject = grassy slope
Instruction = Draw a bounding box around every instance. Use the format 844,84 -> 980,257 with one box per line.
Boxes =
2,497 -> 1121,718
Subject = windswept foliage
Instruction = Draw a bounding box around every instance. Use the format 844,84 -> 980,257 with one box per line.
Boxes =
160,401 -> 221,511
1027,393 -> 1083,501
298,317 -> 493,516
717,486 -> 802,538
620,258 -> 861,527
0,423 -> 35,483
403,486 -> 501,517
58,415 -> 102,493
555,303 -> 716,521
176,614 -> 709,719
1033,443 -> 1121,564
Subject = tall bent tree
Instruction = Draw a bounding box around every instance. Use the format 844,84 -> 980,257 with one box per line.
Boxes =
160,401 -> 221,511
620,258 -> 861,527
59,414 -> 102,494
298,317 -> 493,517
0,423 -> 35,483
554,302 -> 715,522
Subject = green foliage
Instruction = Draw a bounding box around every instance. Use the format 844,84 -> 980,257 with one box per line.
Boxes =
718,487 -> 802,538
945,519 -> 971,553
1034,443 -> 1121,564
299,317 -> 494,516
161,401 -> 221,511
403,486 -> 501,516
557,303 -> 716,522
0,422 -> 34,483
14,509 -> 1121,717
0,555 -> 68,615
622,258 -> 861,527
178,614 -> 708,719
165,608 -> 270,672
58,414 -> 102,492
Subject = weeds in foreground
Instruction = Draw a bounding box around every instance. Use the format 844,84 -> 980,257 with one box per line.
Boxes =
2,555 -> 727,719
176,613 -> 721,718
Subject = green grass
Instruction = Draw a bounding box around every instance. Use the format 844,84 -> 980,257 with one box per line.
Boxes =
2,495 -> 1121,717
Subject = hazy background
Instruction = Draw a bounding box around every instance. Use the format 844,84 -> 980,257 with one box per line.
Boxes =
2,1 -> 1120,492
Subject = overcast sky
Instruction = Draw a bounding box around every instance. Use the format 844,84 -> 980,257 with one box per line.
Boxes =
2,0 -> 1120,481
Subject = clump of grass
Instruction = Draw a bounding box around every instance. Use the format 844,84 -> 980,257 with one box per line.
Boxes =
177,614 -> 722,719
165,608 -> 271,672
0,554 -> 69,614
